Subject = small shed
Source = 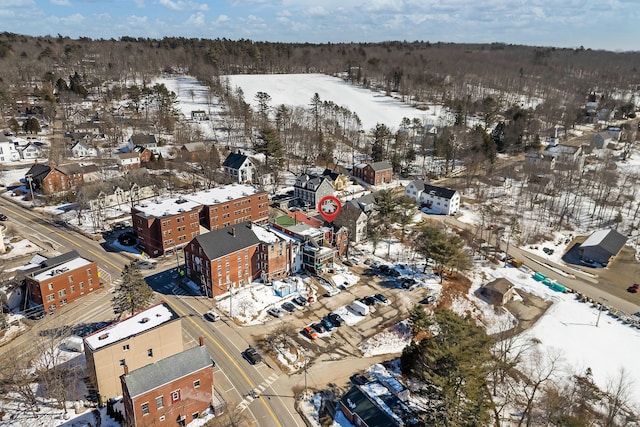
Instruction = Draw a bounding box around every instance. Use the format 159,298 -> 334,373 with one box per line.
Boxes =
479,278 -> 515,306
579,229 -> 627,266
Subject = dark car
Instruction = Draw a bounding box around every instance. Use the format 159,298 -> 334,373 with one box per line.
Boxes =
117,232 -> 137,247
27,309 -> 45,320
419,295 -> 437,305
311,322 -> 326,334
321,316 -> 334,331
293,296 -> 308,307
281,302 -> 297,312
628,284 -> 639,293
0,214 -> 7,221
363,296 -> 377,306
374,293 -> 388,304
243,347 -> 262,365
328,312 -> 345,327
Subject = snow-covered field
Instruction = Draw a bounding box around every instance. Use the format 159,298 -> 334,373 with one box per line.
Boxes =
223,74 -> 449,131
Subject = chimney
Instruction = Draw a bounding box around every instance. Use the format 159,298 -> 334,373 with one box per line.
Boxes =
199,336 -> 204,347
231,227 -> 236,237
123,364 -> 129,375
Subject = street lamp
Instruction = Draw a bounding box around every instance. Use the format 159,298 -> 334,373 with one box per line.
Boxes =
26,174 -> 35,207
228,282 -> 233,319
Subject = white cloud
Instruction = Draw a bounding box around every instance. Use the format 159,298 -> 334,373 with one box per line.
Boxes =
214,14 -> 229,24
186,12 -> 205,26
158,0 -> 208,12
50,0 -> 71,6
133,0 -> 145,8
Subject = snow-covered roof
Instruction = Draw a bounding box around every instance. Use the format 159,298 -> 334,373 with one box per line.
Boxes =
265,225 -> 303,243
133,197 -> 201,218
251,224 -> 279,244
83,302 -> 179,351
359,382 -> 405,425
185,184 -> 263,206
133,184 -> 264,218
31,257 -> 92,281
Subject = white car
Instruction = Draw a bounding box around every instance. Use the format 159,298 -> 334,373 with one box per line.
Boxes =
204,310 -> 221,322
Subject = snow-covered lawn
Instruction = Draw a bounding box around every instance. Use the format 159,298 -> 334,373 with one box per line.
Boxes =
358,321 -> 413,357
223,74 -> 450,131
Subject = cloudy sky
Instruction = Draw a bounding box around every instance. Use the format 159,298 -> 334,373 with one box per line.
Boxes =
1,0 -> 638,51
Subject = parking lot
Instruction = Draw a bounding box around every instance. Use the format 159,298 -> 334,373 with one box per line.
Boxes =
252,261 -> 441,367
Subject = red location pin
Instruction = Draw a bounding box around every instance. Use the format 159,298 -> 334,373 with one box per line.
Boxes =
317,195 -> 341,223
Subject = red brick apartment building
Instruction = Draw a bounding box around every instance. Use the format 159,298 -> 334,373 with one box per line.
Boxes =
26,163 -> 86,195
352,161 -> 393,186
121,342 -> 214,427
184,222 -> 261,297
132,184 -> 268,258
132,198 -> 203,257
251,224 -> 292,282
25,250 -> 100,314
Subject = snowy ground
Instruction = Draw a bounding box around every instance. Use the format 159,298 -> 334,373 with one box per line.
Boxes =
223,74 -> 452,132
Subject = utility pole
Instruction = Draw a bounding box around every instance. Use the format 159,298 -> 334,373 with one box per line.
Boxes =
228,282 -> 233,319
595,297 -> 608,327
304,350 -> 308,397
26,174 -> 35,207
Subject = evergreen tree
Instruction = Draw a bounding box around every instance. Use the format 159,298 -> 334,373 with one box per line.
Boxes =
111,262 -> 155,318
401,308 -> 494,426
22,117 -> 41,134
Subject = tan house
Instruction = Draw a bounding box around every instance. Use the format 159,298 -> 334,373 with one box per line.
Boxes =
479,278 -> 516,306
83,302 -> 183,403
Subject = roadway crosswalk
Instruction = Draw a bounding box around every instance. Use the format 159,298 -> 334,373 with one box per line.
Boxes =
235,372 -> 280,412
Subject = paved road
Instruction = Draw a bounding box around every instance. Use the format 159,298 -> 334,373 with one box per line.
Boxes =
443,216 -> 640,315
0,196 -> 299,426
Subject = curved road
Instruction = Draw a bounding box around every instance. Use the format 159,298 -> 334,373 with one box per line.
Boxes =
0,197 -> 301,426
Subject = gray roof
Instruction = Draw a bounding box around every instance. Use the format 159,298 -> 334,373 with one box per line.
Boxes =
223,152 -> 249,169
182,142 -> 207,152
423,184 -> 457,200
194,222 -> 260,261
41,250 -> 81,268
122,345 -> 213,398
483,278 -> 514,295
370,161 -> 392,172
408,180 -> 425,192
26,163 -> 51,180
130,134 -> 157,146
581,229 -> 627,255
340,386 -> 400,427
56,163 -> 85,176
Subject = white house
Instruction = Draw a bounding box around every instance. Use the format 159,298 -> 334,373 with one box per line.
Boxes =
116,152 -> 140,171
0,135 -> 21,162
126,134 -> 158,154
405,181 -> 460,215
222,152 -> 255,184
70,141 -> 98,158
16,140 -> 41,160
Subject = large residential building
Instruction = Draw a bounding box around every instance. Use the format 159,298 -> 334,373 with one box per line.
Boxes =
405,181 -> 460,215
184,222 -> 261,297
293,174 -> 334,209
131,184 -> 268,257
352,161 -> 393,186
25,250 -> 101,314
132,198 -> 203,257
25,163 -> 86,195
83,302 -> 183,403
121,342 -> 214,427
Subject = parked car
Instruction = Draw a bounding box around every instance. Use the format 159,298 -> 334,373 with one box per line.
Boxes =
419,295 -> 437,305
343,260 -> 354,267
204,310 -> 221,322
328,312 -> 345,327
321,316 -> 335,331
311,323 -> 326,334
302,326 -> 318,340
350,373 -> 369,385
293,296 -> 308,307
136,260 -> 157,270
0,213 -> 8,221
363,296 -> 378,306
243,347 -> 262,364
267,307 -> 284,318
374,293 -> 388,304
307,296 -> 315,303
282,302 -> 296,312
628,284 -> 639,293
325,288 -> 341,297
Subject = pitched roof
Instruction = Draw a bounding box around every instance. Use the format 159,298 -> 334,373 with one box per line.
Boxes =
122,345 -> 213,398
130,134 -> 157,146
340,386 -> 400,427
483,278 -> 514,295
41,250 -> 81,268
581,229 -> 628,255
370,161 -> 392,171
423,184 -> 457,200
181,142 -> 207,152
223,152 -> 249,169
56,163 -> 84,175
193,222 -> 260,261
118,152 -> 140,159
26,163 -> 51,180
408,180 -> 425,192
338,200 -> 367,221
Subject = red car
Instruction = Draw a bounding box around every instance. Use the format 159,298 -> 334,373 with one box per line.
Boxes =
627,284 -> 639,293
